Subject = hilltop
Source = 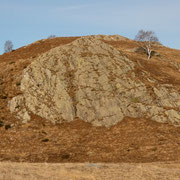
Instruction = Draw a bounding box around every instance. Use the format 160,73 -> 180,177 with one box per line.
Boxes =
0,35 -> 180,163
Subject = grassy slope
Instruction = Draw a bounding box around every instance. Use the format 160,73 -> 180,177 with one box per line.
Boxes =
0,36 -> 180,163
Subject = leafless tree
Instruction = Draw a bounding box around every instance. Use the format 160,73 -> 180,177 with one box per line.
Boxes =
4,40 -> 13,53
135,30 -> 159,60
48,35 -> 56,39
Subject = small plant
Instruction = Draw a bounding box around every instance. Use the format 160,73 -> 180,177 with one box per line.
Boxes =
130,96 -> 140,103
16,82 -> 21,86
5,124 -> 11,130
41,138 -> 49,142
1,94 -> 7,99
9,61 -> 15,64
0,120 -> 4,127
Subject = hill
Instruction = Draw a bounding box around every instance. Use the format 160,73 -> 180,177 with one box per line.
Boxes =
0,35 -> 180,163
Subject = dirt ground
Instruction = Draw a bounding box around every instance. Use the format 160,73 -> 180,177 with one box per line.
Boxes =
1,162 -> 180,180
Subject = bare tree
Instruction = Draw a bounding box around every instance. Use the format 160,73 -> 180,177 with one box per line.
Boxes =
135,30 -> 159,60
48,35 -> 56,39
4,40 -> 13,53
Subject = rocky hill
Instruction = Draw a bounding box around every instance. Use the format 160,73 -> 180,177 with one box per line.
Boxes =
7,36 -> 180,127
0,35 -> 180,163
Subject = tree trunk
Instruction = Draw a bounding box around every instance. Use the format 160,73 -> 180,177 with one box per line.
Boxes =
147,47 -> 152,60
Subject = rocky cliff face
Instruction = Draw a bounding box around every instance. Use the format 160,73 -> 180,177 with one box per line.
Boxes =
8,36 -> 180,127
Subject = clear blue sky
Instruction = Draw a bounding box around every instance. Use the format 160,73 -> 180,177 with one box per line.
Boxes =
0,0 -> 180,54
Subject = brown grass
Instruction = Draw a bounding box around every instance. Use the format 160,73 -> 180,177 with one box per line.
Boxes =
0,162 -> 180,180
1,118 -> 180,163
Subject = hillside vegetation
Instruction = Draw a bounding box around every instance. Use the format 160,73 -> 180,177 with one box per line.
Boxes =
0,35 -> 180,163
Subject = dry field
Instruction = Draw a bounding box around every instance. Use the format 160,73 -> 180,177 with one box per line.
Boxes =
1,162 -> 180,180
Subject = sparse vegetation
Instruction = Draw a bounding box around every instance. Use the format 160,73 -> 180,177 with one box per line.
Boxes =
16,82 -> 21,86
0,120 -> 4,127
9,61 -> 15,64
5,124 -> 11,130
135,30 -> 159,60
41,138 -> 49,142
130,96 -> 140,103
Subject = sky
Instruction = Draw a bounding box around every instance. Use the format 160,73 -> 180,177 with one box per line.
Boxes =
0,0 -> 180,54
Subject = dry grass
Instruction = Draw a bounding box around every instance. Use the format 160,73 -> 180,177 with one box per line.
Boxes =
1,118 -> 180,163
0,162 -> 180,180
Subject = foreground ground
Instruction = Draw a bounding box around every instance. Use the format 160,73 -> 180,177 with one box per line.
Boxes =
1,162 -> 180,180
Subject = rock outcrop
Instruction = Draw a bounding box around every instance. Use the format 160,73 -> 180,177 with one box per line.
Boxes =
8,36 -> 180,127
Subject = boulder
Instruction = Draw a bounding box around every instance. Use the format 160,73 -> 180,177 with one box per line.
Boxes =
8,36 -> 180,127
